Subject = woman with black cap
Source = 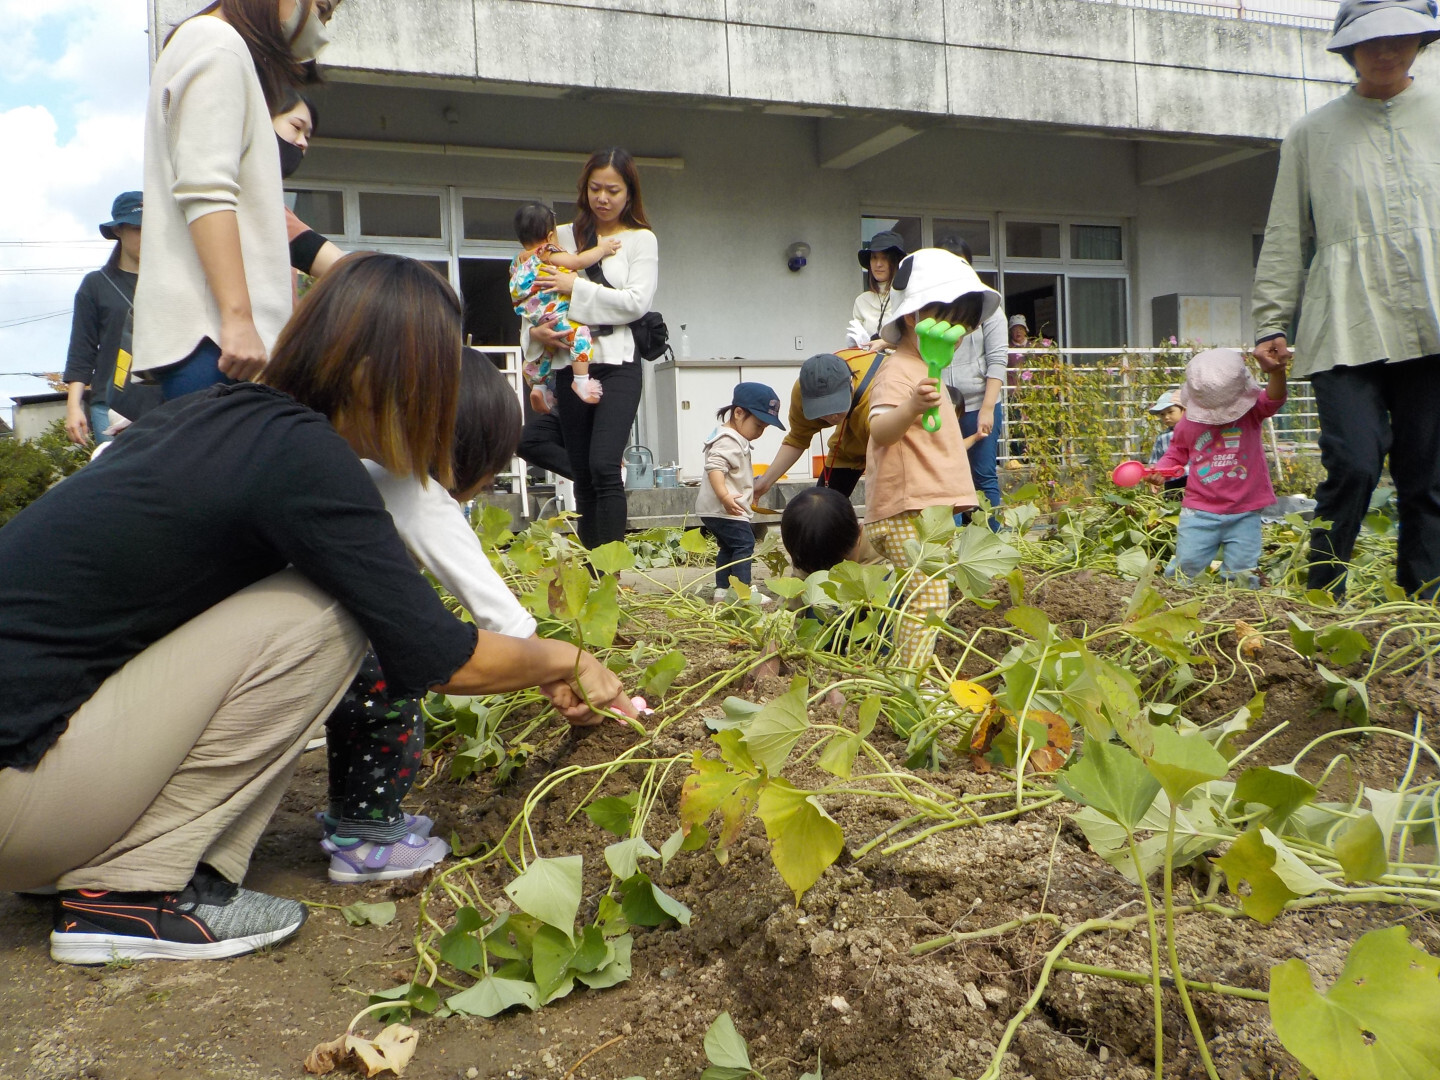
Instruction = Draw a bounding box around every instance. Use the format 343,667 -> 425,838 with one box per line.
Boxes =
62,192 -> 142,445
846,231 -> 907,349
1253,0 -> 1440,599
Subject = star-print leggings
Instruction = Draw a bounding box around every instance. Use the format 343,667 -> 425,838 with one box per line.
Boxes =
324,652 -> 423,843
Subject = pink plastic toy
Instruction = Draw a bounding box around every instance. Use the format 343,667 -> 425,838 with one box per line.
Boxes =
630,696 -> 653,716
1111,460 -> 1184,488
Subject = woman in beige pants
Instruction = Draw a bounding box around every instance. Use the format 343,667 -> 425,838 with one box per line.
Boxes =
0,254 -> 630,964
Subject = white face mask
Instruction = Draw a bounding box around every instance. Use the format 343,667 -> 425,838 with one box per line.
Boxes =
281,1 -> 331,61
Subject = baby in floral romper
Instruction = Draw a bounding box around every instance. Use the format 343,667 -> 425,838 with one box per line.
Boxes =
510,202 -> 620,404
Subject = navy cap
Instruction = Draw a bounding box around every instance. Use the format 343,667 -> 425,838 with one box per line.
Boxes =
99,191 -> 143,239
732,381 -> 785,430
858,229 -> 907,269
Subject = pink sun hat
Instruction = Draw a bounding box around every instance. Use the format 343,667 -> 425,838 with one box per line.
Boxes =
1177,348 -> 1261,426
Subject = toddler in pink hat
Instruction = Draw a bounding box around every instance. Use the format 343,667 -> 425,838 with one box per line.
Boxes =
1153,348 -> 1288,585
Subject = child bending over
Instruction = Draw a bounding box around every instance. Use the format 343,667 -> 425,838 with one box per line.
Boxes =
321,349 -> 555,882
865,249 -> 1000,673
780,485 -> 881,576
1153,348 -> 1287,586
510,202 -> 619,404
695,382 -> 785,602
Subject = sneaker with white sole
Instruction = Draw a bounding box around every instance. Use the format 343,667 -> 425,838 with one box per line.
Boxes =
50,865 -> 306,964
322,832 -> 449,884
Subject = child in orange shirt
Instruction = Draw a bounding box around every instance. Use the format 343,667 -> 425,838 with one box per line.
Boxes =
865,249 -> 1000,673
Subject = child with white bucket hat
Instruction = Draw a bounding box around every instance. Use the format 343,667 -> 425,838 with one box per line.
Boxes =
1153,349 -> 1288,585
865,248 -> 1000,672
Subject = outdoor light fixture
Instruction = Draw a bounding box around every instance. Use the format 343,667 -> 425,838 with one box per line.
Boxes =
786,241 -> 811,272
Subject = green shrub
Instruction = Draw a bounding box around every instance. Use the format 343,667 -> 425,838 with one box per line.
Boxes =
0,420 -> 89,527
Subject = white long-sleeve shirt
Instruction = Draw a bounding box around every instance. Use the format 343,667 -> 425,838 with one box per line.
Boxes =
133,15 -> 291,373
943,307 -> 1009,410
522,223 -> 659,367
364,462 -> 536,639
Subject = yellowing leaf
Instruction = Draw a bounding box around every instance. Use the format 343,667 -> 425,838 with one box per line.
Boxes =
757,780 -> 844,903
949,680 -> 994,712
1334,814 -> 1388,884
1215,827 -> 1299,923
1235,619 -> 1265,658
347,1024 -> 418,1078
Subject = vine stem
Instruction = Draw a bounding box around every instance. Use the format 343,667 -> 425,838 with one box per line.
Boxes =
1164,804 -> 1220,1080
910,912 -> 1061,955
1126,833 -> 1165,1080
1051,960 -> 1268,1002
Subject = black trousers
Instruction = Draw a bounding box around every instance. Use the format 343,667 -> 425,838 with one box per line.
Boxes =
517,409 -> 574,480
1309,358 -> 1440,598
702,516 -> 755,591
820,467 -> 863,498
555,362 -> 644,548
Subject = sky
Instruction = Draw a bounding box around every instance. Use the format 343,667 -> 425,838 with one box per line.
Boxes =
0,0 -> 151,418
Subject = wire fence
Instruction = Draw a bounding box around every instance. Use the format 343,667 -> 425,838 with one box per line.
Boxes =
1084,0 -> 1338,29
997,347 -> 1319,471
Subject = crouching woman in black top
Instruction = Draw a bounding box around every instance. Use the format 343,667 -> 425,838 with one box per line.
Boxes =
0,253 -> 630,965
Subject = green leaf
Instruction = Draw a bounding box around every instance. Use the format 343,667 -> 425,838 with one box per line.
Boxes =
438,926 -> 484,972
584,794 -> 639,837
710,696 -> 764,730
1317,665 -> 1370,723
1234,766 -> 1318,825
704,1012 -> 753,1071
1143,724 -> 1228,803
1269,926 -> 1440,1080
366,981 -> 441,1023
576,933 -> 633,989
950,525 -> 1021,597
482,911 -> 541,961
741,676 -> 810,774
578,574 -> 621,648
817,733 -> 861,780
531,924 -> 580,998
766,575 -> 808,600
503,856 -> 583,935
756,780 -> 845,903
593,895 -> 628,939
1115,546 -> 1152,580
1005,604 -> 1052,642
679,527 -> 710,554
1334,814 -> 1388,883
660,826 -> 686,868
445,974 -> 541,1017
1287,613 -> 1316,657
825,560 -> 893,606
340,901 -> 396,927
1216,827 -> 1300,923
1316,625 -> 1372,667
619,872 -> 692,927
587,540 -> 636,575
641,650 -> 687,697
604,836 -> 660,881
1123,600 -> 1203,663
1055,735 -> 1161,830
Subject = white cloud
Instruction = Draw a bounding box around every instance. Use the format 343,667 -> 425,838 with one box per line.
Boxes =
0,0 -> 149,413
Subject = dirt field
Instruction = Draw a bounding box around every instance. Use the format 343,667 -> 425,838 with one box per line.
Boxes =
3,569 -> 1437,1080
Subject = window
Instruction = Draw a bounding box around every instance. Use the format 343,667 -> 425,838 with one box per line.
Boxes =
287,189 -> 344,236
1005,221 -> 1061,260
359,191 -> 444,239
463,197 -> 533,243
1068,278 -> 1127,348
1071,224 -> 1123,262
934,218 -> 991,260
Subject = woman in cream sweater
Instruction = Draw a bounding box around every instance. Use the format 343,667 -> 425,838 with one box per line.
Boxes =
133,0 -> 341,401
528,147 -> 660,548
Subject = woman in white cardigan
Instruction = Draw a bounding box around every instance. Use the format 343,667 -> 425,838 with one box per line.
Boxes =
530,147 -> 660,548
133,0 -> 341,403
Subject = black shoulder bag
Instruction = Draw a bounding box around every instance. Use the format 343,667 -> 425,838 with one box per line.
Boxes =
581,253 -> 671,362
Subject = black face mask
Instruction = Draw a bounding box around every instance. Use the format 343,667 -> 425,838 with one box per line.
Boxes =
277,134 -> 306,179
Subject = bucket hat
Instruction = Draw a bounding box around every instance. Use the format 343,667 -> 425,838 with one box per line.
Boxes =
857,230 -> 907,269
1177,350 -> 1260,426
879,248 -> 1002,345
99,191 -> 143,239
1327,0 -> 1440,51
797,353 -> 853,421
732,381 -> 785,430
1148,389 -> 1182,414
1008,314 -> 1029,330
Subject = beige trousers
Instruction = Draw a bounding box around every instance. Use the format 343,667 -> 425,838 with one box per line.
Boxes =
0,571 -> 365,893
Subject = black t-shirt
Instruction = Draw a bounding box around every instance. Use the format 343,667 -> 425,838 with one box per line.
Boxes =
62,267 -> 137,397
0,384 -> 477,770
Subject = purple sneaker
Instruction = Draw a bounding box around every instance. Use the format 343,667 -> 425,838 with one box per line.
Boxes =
315,812 -> 434,841
322,833 -> 450,884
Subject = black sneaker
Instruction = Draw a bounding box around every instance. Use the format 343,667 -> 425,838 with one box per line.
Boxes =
50,865 -> 307,964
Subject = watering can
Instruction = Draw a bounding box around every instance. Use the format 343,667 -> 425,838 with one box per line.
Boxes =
1111,460 -> 1185,488
624,444 -> 655,490
656,464 -> 681,488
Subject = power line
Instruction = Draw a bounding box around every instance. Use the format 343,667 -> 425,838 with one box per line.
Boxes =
0,310 -> 72,329
0,267 -> 96,275
0,240 -> 112,247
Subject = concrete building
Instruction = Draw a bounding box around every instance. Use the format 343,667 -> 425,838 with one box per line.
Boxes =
148,0 -> 1386,473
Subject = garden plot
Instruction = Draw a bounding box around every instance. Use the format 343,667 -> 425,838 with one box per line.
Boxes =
1,497 -> 1437,1080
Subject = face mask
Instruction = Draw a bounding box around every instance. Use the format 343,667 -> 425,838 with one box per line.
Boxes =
277,133 -> 306,178
281,1 -> 331,61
